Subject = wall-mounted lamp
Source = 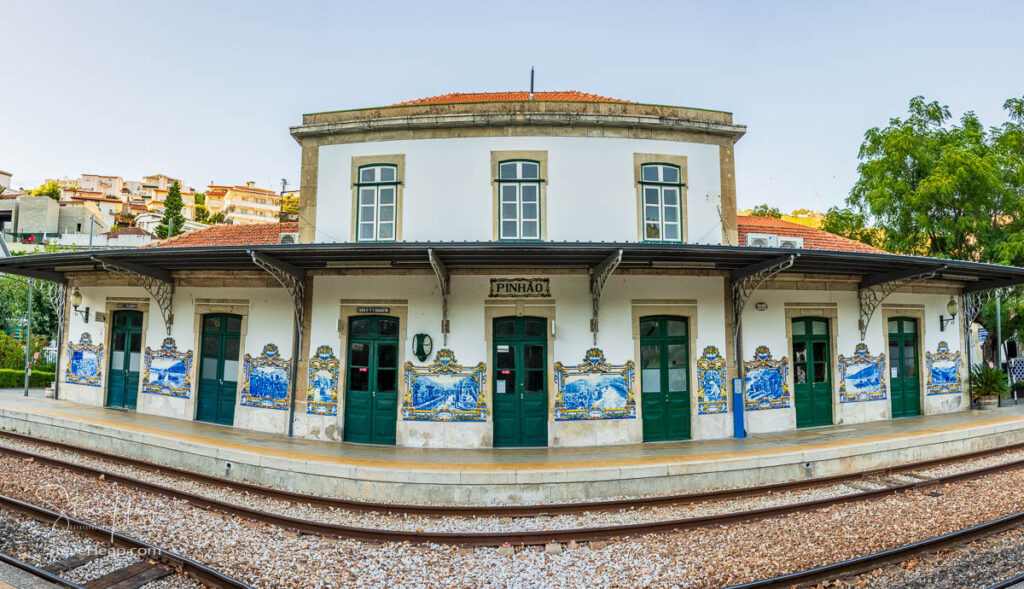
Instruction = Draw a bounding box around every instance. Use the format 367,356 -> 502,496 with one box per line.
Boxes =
70,286 -> 89,323
754,302 -> 768,312
939,296 -> 957,331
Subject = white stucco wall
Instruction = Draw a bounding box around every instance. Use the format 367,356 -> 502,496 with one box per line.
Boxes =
315,136 -> 724,245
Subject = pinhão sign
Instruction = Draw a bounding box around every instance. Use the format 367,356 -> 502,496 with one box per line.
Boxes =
489,278 -> 551,298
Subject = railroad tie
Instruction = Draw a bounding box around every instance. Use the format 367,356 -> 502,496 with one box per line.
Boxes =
83,561 -> 171,589
41,551 -> 103,573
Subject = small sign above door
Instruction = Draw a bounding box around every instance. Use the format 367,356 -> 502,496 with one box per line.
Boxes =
357,306 -> 390,314
489,278 -> 551,298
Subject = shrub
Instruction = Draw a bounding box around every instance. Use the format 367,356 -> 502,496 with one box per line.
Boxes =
971,364 -> 1010,400
0,369 -> 55,388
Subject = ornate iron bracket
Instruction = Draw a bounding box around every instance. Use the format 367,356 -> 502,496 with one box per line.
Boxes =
249,251 -> 305,328
92,257 -> 175,335
428,249 -> 450,345
856,265 -> 946,341
731,255 -> 797,330
590,249 -> 623,345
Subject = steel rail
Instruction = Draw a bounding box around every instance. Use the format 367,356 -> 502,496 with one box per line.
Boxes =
0,550 -> 85,589
4,435 -> 1024,546
989,573 -> 1024,589
727,511 -> 1024,588
0,493 -> 253,589
2,429 -> 1024,518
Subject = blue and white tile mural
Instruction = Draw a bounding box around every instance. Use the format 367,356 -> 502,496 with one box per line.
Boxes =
743,346 -> 790,411
142,337 -> 193,398
403,349 -> 487,421
554,348 -> 636,421
240,344 -> 292,411
839,343 -> 886,403
926,341 -> 962,395
307,345 -> 339,416
66,333 -> 103,387
697,346 -> 728,415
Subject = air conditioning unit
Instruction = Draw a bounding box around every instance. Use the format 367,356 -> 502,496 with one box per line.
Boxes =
745,233 -> 778,248
278,232 -> 298,245
778,236 -> 804,249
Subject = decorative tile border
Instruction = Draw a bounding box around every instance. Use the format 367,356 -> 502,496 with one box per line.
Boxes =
926,341 -> 962,395
307,345 -> 339,416
403,349 -> 487,422
142,337 -> 193,398
839,343 -> 887,403
241,343 -> 292,411
743,345 -> 790,411
554,348 -> 636,421
697,346 -> 728,415
66,333 -> 103,387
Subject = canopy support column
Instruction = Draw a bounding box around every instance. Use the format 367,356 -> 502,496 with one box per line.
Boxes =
856,265 -> 946,341
590,249 -> 622,346
428,249 -> 450,346
44,282 -> 67,400
92,257 -> 174,335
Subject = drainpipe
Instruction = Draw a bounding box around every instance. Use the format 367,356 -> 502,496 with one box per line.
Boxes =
733,324 -> 745,439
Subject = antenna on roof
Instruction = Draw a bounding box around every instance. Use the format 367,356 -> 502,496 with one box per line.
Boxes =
529,66 -> 534,100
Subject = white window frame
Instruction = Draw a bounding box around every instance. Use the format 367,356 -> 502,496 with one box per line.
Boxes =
355,165 -> 398,242
640,164 -> 683,243
497,160 -> 541,241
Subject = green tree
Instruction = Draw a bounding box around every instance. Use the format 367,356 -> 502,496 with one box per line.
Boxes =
209,212 -> 226,224
749,204 -> 783,218
820,206 -> 881,248
194,204 -> 210,223
155,181 -> 186,239
0,277 -> 58,342
31,180 -> 61,199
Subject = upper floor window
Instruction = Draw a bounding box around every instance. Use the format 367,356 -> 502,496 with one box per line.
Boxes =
356,164 -> 398,241
640,163 -> 683,242
497,160 -> 541,240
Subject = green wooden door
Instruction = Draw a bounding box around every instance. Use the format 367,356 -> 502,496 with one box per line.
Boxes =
196,314 -> 242,426
343,316 -> 399,445
889,317 -> 921,418
793,317 -> 832,428
106,310 -> 143,410
640,316 -> 690,442
493,317 -> 548,447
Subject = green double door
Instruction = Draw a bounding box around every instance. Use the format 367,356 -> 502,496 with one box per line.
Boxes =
792,317 -> 832,428
107,310 -> 143,410
196,314 -> 241,426
344,316 -> 399,445
640,316 -> 690,442
493,317 -> 548,447
889,317 -> 921,418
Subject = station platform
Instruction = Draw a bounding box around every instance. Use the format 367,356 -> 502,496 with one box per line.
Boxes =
2,389 -> 1024,505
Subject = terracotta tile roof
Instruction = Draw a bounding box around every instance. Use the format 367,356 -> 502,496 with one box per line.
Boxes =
147,222 -> 298,248
103,227 -> 156,238
395,90 -> 631,105
69,193 -> 121,203
737,215 -> 885,254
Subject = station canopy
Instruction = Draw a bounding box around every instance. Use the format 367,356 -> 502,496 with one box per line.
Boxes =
1,242 -> 1023,293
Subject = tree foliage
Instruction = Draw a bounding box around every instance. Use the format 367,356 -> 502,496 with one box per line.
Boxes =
820,206 -> 881,248
155,181 -> 187,239
31,181 -> 61,199
194,204 -> 210,224
749,204 -> 783,218
0,277 -> 58,342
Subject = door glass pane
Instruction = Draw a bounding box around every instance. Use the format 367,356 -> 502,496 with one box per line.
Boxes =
223,338 -> 240,382
129,333 -> 142,352
349,366 -> 369,391
129,350 -> 141,372
667,344 -> 686,368
226,316 -> 242,332
668,368 -> 687,391
792,321 -> 806,336
811,321 -> 827,336
130,313 -> 143,327
644,188 -> 659,205
201,336 -> 218,379
640,320 -> 658,337
888,320 -> 899,334
521,184 -> 537,201
795,364 -> 808,384
378,344 -> 397,368
112,331 -> 127,351
524,345 -> 544,369
350,318 -> 371,336
641,344 -> 660,393
203,316 -> 220,331
115,313 -> 127,327
667,319 -> 685,337
495,320 -> 515,338
889,340 -> 899,377
350,343 -> 369,366
812,342 -> 826,363
793,342 -> 807,363
495,345 -> 514,394
903,320 -> 916,334
111,351 -> 125,371
903,342 -> 916,376
378,318 -> 398,337
525,370 -> 544,393
377,369 -> 396,393
378,187 -> 394,205
813,363 -> 827,383
662,188 -> 678,206
524,319 -> 545,338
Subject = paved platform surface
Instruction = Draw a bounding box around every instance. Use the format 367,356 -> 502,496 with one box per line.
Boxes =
2,389 -> 1024,504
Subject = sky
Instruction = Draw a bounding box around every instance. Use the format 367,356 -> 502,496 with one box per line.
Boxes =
1,0 -> 1022,212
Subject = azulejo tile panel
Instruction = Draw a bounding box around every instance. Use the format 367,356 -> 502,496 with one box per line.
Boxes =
743,345 -> 789,411
554,348 -> 636,421
142,337 -> 193,398
66,333 -> 103,387
839,343 -> 887,403
926,341 -> 962,395
697,346 -> 728,415
307,345 -> 339,416
403,348 -> 487,422
241,343 -> 292,411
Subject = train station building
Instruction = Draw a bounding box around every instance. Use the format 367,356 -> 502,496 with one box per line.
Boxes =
3,90 -> 1024,453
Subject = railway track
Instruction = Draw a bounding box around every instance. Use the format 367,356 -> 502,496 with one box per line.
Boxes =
0,492 -> 252,589
3,430 -> 1024,547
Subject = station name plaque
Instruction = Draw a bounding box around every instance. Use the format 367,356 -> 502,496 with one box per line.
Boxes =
489,278 -> 551,298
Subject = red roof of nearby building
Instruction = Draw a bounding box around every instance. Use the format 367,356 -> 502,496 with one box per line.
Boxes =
103,227 -> 156,239
737,215 -> 884,254
147,222 -> 298,248
395,90 -> 631,105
